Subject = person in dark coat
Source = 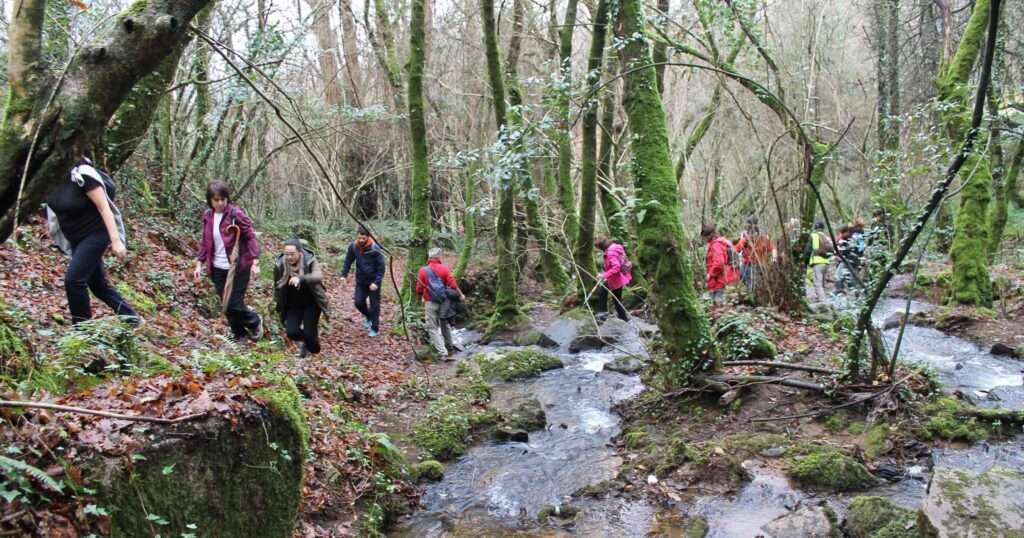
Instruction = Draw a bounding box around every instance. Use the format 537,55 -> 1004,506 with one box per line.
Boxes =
340,226 -> 386,336
46,154 -> 140,325
274,239 -> 329,358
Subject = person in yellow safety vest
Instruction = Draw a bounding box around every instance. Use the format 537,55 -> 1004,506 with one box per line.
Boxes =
806,220 -> 833,303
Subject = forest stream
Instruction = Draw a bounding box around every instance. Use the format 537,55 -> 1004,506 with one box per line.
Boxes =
393,299 -> 1024,537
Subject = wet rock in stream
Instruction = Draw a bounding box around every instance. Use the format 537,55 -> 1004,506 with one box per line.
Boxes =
605,356 -> 645,374
761,503 -> 839,538
920,466 -> 1024,536
990,342 -> 1022,358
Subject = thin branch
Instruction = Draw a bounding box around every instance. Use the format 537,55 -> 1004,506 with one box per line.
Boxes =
0,400 -> 207,424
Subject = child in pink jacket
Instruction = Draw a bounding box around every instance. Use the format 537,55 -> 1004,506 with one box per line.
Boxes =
594,237 -> 632,321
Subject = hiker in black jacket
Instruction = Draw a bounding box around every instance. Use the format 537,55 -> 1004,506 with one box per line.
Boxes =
340,226 -> 386,337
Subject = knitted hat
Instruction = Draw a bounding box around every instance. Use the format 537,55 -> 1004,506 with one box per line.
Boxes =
428,247 -> 442,259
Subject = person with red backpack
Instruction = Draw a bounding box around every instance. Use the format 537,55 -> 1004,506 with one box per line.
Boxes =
701,224 -> 739,304
416,248 -> 465,358
594,237 -> 632,321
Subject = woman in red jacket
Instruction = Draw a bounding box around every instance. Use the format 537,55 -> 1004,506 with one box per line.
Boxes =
192,181 -> 264,342
701,224 -> 739,304
594,237 -> 632,321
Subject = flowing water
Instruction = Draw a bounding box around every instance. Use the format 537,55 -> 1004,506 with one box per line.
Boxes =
393,298 -> 1024,537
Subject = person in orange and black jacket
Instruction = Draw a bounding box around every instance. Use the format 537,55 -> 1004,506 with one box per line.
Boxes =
340,226 -> 386,337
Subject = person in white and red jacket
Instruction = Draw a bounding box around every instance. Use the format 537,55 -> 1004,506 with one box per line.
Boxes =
594,237 -> 632,321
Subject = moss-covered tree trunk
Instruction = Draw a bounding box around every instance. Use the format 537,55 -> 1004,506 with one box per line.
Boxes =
941,0 -> 993,306
401,0 -> 432,307
0,0 -> 215,241
454,169 -> 475,281
554,0 -> 580,243
481,0 -> 522,328
1008,139 -> 1024,209
617,0 -> 713,385
369,0 -> 405,111
573,0 -> 610,297
597,80 -> 628,243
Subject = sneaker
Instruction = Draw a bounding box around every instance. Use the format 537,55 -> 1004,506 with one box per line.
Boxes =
363,319 -> 372,330
298,343 -> 310,359
250,314 -> 265,341
368,328 -> 379,337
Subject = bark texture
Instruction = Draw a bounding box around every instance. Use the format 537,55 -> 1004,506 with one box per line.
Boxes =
403,0 -> 432,306
617,0 -> 712,385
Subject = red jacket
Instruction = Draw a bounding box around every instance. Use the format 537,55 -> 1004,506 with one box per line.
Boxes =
197,205 -> 260,272
705,236 -> 739,291
735,234 -> 775,265
416,259 -> 459,302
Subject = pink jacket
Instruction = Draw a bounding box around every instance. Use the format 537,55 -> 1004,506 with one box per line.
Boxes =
197,205 -> 261,272
601,243 -> 632,291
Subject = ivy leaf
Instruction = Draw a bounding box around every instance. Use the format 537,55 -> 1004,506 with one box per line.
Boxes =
161,464 -> 175,475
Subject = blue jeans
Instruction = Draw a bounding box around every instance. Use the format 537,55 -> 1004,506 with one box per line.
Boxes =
65,232 -> 138,324
353,283 -> 381,331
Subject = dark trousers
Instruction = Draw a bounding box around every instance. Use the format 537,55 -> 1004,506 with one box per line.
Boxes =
211,267 -> 261,339
595,286 -> 629,321
353,283 -> 381,331
284,304 -> 321,354
65,232 -> 138,324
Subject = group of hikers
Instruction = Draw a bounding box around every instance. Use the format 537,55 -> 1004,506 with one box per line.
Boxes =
700,215 -> 873,304
44,155 -> 471,359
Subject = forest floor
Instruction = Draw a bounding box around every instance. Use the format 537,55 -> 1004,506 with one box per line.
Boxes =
0,215 -> 430,536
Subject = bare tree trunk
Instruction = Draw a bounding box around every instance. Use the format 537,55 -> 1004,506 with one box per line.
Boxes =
338,0 -> 363,107
306,0 -> 344,108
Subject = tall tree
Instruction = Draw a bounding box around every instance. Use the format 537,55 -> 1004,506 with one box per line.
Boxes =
338,0 -> 363,107
617,0 -> 712,385
942,0 -> 994,305
481,0 -> 522,328
554,0 -> 580,243
0,0 -> 214,241
573,0 -> 611,297
306,0 -> 344,108
402,0 -> 431,306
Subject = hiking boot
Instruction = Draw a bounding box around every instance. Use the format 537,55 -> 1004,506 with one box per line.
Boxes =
298,343 -> 310,359
250,314 -> 265,341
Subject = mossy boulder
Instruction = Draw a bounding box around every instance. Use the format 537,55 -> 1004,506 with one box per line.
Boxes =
411,460 -> 445,482
920,397 -> 1024,442
411,383 -> 497,461
919,467 -> 1024,537
475,349 -> 563,381
714,313 -> 777,360
787,447 -> 876,492
845,496 -> 919,538
501,398 -> 546,431
762,504 -> 840,538
511,329 -> 559,349
91,382 -> 307,537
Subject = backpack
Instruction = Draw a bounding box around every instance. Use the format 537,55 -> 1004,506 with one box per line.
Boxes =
424,266 -> 448,304
46,164 -> 126,255
723,239 -> 741,270
813,233 -> 833,256
619,246 -> 634,275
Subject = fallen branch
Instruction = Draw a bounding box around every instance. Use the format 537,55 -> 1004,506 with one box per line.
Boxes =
723,360 -> 839,375
0,400 -> 208,424
707,374 -> 828,392
749,372 -> 915,423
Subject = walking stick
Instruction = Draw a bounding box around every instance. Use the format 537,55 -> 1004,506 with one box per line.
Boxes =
221,223 -> 242,314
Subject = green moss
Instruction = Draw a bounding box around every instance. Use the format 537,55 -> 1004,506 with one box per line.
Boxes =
99,396 -> 306,537
922,397 -> 991,442
864,424 -> 890,460
824,411 -> 850,432
787,447 -> 875,492
714,314 -> 777,360
475,350 -> 563,381
848,421 -> 867,435
254,376 -> 310,452
723,433 -> 788,453
412,385 -> 497,461
684,516 -> 710,538
0,310 -> 28,365
654,437 -> 704,477
846,496 -> 918,538
115,281 -> 159,315
410,460 -> 445,482
623,429 -> 649,449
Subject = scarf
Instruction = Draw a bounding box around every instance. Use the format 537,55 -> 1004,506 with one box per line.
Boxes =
278,255 -> 305,289
356,237 -> 375,253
